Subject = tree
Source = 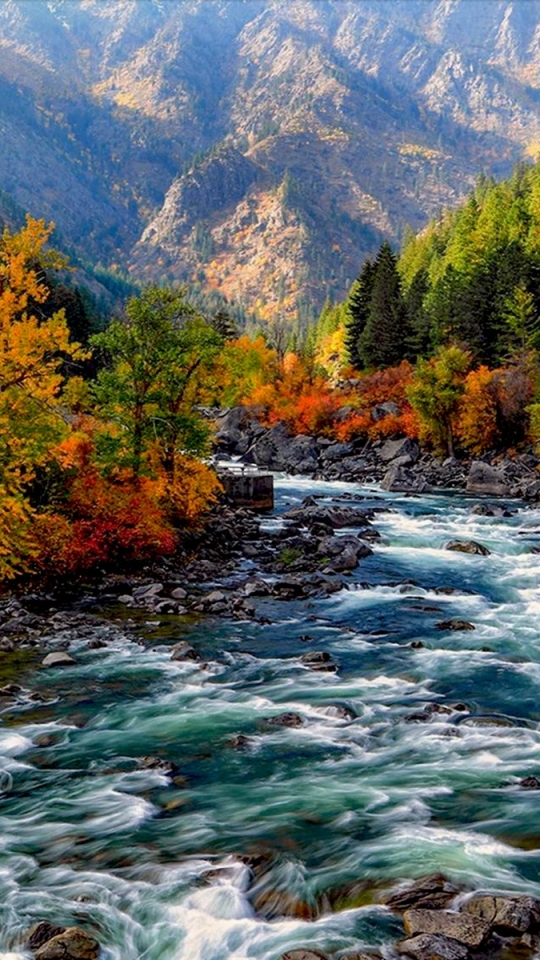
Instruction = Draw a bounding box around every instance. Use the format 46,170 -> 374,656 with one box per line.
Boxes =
502,283 -> 540,357
407,345 -> 471,456
344,257 -> 376,369
0,216 -> 84,577
358,242 -> 408,369
91,286 -> 223,480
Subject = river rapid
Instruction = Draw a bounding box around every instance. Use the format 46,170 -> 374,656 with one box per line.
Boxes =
2,477 -> 540,959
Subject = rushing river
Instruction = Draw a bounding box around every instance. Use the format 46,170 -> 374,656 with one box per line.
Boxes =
2,477 -> 540,959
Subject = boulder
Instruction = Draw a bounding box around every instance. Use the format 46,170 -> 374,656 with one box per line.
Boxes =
381,465 -> 430,493
519,776 -> 540,790
463,894 -> 540,933
466,461 -> 511,497
170,641 -> 201,662
445,540 -> 491,556
320,442 -> 355,462
385,875 -> 462,913
41,652 -> 76,668
403,909 -> 490,947
283,503 -> 370,528
380,438 -> 420,464
267,712 -> 303,727
372,401 -> 400,422
132,582 -> 163,601
317,534 -> 372,571
300,651 -> 337,672
34,927 -> 100,959
25,923 -> 66,951
171,587 -> 188,601
249,422 -> 291,470
280,952 -> 329,960
398,934 -> 468,960
282,435 -> 319,475
436,619 -> 475,631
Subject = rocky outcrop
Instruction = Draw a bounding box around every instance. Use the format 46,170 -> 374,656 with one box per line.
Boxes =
26,926 -> 100,960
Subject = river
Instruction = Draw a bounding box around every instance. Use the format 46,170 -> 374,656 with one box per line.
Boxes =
2,477 -> 540,959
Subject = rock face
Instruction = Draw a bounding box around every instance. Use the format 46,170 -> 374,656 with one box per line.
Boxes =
466,461 -> 511,496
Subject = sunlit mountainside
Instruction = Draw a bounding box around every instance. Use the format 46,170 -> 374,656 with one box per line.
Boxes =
2,0 -> 540,320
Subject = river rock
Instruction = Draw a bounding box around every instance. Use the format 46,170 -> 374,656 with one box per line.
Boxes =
132,582 -> 163,601
436,619 -> 475,631
170,641 -> 201,662
381,464 -> 430,494
466,461 -> 511,497
267,712 -> 303,727
385,875 -> 462,912
403,909 -> 490,946
519,776 -> 540,789
300,651 -> 337,672
320,442 -> 355,461
317,534 -> 372,571
445,539 -> 491,556
398,934 -> 468,960
283,500 -> 370,529
25,923 -> 66,951
34,927 -> 100,959
280,951 -> 329,960
41,652 -> 76,667
462,893 -> 540,933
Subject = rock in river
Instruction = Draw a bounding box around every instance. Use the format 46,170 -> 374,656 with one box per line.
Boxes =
445,539 -> 491,556
33,926 -> 100,959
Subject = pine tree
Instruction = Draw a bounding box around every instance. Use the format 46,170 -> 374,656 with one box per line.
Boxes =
359,242 -> 408,369
344,257 -> 376,369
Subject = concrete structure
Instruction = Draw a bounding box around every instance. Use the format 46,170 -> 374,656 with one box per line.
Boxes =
218,466 -> 274,511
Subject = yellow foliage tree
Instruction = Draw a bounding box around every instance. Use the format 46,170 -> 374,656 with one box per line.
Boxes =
0,216 -> 84,578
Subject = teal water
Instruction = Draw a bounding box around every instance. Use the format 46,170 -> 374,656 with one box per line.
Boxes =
2,477 -> 540,959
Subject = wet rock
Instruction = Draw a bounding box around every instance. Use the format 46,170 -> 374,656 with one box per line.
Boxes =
280,951 -> 329,960
324,704 -> 356,720
445,540 -> 491,556
466,461 -> 511,497
253,887 -> 318,920
384,875 -> 462,912
226,734 -> 251,750
283,502 -> 370,529
170,641 -> 201,662
243,578 -> 272,597
267,712 -> 303,727
317,535 -> 372,571
139,756 -> 178,775
34,926 -> 100,959
86,638 -> 107,649
280,947 -> 328,960
519,776 -> 540,789
132,583 -> 163,601
436,619 -> 475,631
381,465 -> 430,494
206,590 -> 226,605
463,893 -> 540,933
25,922 -> 66,951
341,954 -> 382,960
300,651 -> 337,672
41,652 -> 76,668
403,908 -> 490,946
398,934 -> 468,960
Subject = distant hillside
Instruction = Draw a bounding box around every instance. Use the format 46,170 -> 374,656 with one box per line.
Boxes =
2,0 -> 540,321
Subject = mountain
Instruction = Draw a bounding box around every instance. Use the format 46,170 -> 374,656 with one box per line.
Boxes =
2,0 -> 540,321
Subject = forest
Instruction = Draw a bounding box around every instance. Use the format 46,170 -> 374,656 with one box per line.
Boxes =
4,160 -> 540,583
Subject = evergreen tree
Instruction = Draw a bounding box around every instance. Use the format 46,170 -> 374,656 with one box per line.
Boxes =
359,242 -> 408,368
344,257 -> 376,369
404,268 -> 431,360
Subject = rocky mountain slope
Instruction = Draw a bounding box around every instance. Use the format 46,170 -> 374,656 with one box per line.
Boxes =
2,0 -> 540,320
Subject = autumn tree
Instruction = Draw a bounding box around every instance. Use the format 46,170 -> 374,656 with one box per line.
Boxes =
0,216 -> 84,578
407,345 -> 471,456
91,285 -> 223,480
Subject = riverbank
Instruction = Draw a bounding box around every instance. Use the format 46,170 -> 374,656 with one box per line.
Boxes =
215,406 -> 540,500
2,476 -> 540,960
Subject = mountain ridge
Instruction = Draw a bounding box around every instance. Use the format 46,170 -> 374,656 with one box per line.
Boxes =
2,0 -> 540,320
